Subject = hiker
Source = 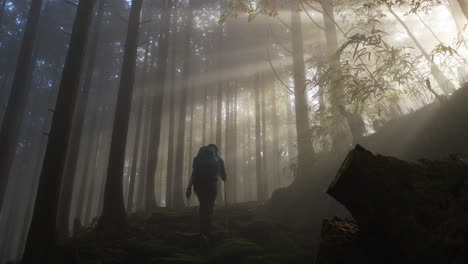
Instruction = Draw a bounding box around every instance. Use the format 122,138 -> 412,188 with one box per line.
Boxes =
186,144 -> 227,239
339,105 -> 366,144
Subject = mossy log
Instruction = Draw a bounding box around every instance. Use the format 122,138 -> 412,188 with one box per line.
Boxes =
327,145 -> 468,264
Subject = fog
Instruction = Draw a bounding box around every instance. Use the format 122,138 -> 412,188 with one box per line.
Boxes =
0,0 -> 467,263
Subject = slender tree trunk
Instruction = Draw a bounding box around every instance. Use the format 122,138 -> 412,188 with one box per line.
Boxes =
83,130 -> 104,224
73,99 -> 100,227
0,0 -> 7,27
260,79 -> 268,199
145,0 -> 172,214
322,0 -> 342,105
224,87 -> 231,202
173,0 -> 194,209
387,4 -> 456,95
0,0 -> 43,211
56,0 -> 106,243
165,55 -> 176,207
246,91 -> 254,200
285,94 -> 294,171
270,83 -> 280,191
187,84 -> 195,167
127,42 -> 150,212
202,86 -> 208,145
231,85 -> 238,203
215,2 -> 225,203
291,4 -> 314,178
210,88 -> 215,143
22,0 -> 96,261
138,102 -> 151,211
101,0 -> 143,234
254,74 -> 263,201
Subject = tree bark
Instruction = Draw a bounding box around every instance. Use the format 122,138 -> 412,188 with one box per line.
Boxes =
291,4 -> 314,177
101,0 -> 143,234
270,83 -> 280,191
231,84 -> 238,202
202,86 -> 208,145
254,73 -> 263,201
165,37 -> 176,208
0,0 -> 7,27
173,0 -> 194,209
126,42 -> 150,213
224,86 -> 232,202
261,79 -> 268,199
322,0 -> 342,106
56,0 -> 106,243
22,0 -> 96,261
145,0 -> 172,214
0,0 -> 43,211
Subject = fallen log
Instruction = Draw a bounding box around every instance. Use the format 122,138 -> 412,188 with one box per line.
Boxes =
327,145 -> 468,264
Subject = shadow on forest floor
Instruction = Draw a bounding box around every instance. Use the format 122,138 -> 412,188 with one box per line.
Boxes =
69,202 -> 317,264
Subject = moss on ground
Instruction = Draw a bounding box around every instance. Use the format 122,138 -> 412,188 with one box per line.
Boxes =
72,203 -> 316,264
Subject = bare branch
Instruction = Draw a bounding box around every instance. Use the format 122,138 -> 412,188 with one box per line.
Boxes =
139,19 -> 154,25
266,47 -> 294,95
300,1 -> 325,31
64,0 -> 78,7
304,1 -> 323,13
60,28 -> 72,36
120,16 -> 129,23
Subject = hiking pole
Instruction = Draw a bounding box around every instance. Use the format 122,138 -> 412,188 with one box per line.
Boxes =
224,181 -> 229,236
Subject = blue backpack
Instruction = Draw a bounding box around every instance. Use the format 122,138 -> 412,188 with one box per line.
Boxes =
193,146 -> 220,183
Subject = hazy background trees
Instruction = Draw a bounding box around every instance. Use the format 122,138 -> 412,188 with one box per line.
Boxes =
0,0 -> 466,262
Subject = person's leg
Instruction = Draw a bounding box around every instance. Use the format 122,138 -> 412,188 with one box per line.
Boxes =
204,183 -> 218,236
195,185 -> 209,236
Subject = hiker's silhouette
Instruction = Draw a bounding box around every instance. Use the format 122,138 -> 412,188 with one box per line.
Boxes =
186,144 -> 227,241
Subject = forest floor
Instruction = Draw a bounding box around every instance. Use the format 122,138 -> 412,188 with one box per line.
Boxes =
71,202 -> 317,264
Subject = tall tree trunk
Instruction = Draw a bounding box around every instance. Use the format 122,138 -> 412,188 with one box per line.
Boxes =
56,0 -> 106,243
254,73 -> 263,201
322,0 -> 348,152
83,130 -> 104,225
215,2 -> 225,203
22,0 -> 96,261
137,102 -> 151,211
0,0 -> 7,27
101,0 -> 143,234
285,94 -> 294,174
187,83 -> 195,171
173,0 -> 194,209
145,0 -> 172,214
224,87 -> 231,202
73,97 -> 102,228
246,91 -> 254,200
127,42 -> 151,212
231,85 -> 238,203
0,0 -> 43,211
202,86 -> 208,145
290,4 -> 314,178
165,52 -> 176,207
387,4 -> 456,95
270,83 -> 280,191
260,79 -> 268,199
322,0 -> 342,106
210,90 -> 215,143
